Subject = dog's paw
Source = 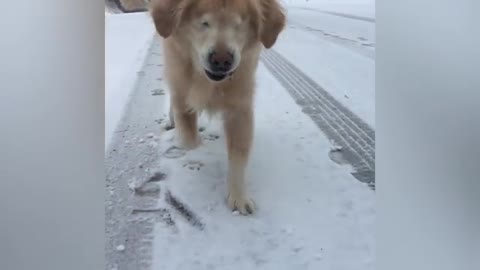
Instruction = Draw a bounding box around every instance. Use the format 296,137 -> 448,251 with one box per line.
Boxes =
227,193 -> 256,215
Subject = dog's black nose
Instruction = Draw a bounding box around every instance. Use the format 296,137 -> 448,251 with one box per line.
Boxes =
208,51 -> 234,73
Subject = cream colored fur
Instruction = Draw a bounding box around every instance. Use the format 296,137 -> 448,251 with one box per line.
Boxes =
150,0 -> 285,214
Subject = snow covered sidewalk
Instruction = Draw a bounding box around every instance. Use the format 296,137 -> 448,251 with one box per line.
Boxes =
150,51 -> 374,270
106,4 -> 375,269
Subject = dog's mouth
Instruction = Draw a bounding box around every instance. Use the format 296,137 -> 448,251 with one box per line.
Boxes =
204,70 -> 234,82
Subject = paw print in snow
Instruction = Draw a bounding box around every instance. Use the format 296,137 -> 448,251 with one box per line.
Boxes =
163,146 -> 186,159
151,89 -> 165,96
183,161 -> 204,171
203,134 -> 220,141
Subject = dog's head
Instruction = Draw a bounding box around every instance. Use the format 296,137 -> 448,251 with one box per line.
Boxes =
150,0 -> 285,82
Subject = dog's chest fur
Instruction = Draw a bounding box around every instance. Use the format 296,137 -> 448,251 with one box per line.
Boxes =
185,74 -> 243,113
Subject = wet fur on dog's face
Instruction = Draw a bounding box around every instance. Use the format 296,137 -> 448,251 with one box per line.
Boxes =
150,0 -> 285,82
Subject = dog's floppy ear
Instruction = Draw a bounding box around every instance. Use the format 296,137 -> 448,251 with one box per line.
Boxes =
260,0 -> 286,49
149,0 -> 183,38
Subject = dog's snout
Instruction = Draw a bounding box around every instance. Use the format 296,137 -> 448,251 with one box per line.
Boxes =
208,51 -> 234,73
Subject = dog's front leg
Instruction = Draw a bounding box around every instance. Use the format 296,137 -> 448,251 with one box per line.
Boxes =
224,108 -> 255,214
170,94 -> 201,150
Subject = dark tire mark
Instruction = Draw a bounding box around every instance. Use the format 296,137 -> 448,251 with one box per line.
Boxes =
132,208 -> 176,227
132,208 -> 168,214
134,182 -> 161,197
148,171 -> 167,182
166,191 -> 205,230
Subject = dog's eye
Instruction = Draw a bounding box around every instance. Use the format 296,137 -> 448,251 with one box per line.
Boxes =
201,21 -> 210,28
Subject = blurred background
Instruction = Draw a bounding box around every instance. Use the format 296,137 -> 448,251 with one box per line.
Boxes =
105,0 -> 148,13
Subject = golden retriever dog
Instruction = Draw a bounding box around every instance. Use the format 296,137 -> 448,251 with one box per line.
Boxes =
149,0 -> 285,214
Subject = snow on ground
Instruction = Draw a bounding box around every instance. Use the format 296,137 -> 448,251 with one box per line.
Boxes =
286,7 -> 375,45
274,26 -> 375,127
105,12 -> 154,148
274,3 -> 375,127
152,63 -> 374,270
282,0 -> 375,19
105,1 -> 375,269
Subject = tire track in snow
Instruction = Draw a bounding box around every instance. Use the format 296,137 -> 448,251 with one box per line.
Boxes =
291,7 -> 376,23
287,22 -> 375,60
261,49 -> 375,188
320,10 -> 375,23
